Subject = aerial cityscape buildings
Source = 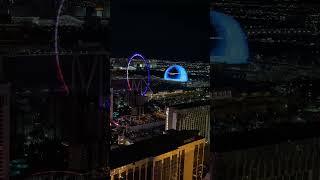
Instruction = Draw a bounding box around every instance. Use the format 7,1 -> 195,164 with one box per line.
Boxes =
2,0 -> 211,179
211,0 -> 320,179
1,0 -> 111,179
110,54 -> 210,179
8,0 -> 320,179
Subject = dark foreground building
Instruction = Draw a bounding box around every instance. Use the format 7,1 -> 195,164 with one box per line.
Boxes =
0,6 -> 111,179
213,123 -> 320,180
0,83 -> 10,180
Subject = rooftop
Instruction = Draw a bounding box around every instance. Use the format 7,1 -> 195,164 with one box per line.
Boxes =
214,122 -> 320,152
170,100 -> 210,110
110,130 -> 203,169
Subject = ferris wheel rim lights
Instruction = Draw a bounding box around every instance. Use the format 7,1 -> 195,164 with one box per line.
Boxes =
126,53 -> 151,96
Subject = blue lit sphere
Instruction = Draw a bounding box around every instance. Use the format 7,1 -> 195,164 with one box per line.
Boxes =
164,65 -> 188,82
210,11 -> 249,64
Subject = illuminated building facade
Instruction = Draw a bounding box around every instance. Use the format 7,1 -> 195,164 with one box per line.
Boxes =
166,103 -> 210,144
110,130 -> 205,180
0,83 -> 10,180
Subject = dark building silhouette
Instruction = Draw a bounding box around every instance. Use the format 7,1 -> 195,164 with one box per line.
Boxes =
0,3 -> 111,178
10,0 -> 110,19
213,124 -> 320,180
127,91 -> 147,116
0,83 -> 10,180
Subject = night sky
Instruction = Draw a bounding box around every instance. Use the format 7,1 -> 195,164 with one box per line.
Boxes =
111,0 -> 209,61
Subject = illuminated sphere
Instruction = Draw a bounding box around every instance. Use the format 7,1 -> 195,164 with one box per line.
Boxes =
164,65 -> 188,82
210,11 -> 249,64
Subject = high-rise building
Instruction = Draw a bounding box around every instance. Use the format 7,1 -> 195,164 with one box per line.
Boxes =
0,17 -> 110,178
0,0 -> 11,23
213,124 -> 320,180
0,83 -> 10,180
66,0 -> 110,19
166,102 -> 210,143
110,130 -> 205,180
127,91 -> 147,116
66,54 -> 110,174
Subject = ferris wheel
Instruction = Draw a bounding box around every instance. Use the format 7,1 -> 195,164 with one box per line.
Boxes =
126,53 -> 152,96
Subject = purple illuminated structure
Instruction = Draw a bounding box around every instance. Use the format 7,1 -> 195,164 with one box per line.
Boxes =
54,0 -> 69,95
126,53 -> 151,96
